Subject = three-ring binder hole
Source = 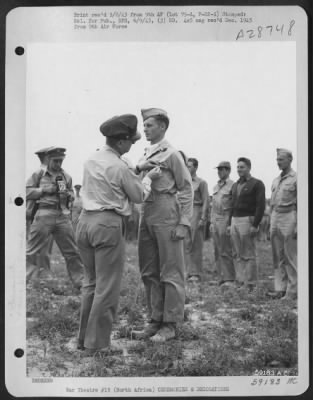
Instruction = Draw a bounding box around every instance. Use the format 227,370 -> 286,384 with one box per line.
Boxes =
15,46 -> 24,56
14,348 -> 24,358
14,197 -> 24,206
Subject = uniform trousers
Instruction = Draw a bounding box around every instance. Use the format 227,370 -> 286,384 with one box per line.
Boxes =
184,205 -> 204,278
76,210 -> 125,349
138,194 -> 185,323
26,211 -> 83,287
27,220 -> 53,272
230,216 -> 258,284
212,214 -> 236,282
270,210 -> 297,296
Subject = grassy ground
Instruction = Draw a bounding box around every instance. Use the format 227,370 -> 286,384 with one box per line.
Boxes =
26,239 -> 298,377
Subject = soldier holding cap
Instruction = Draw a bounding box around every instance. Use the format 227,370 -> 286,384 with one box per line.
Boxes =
26,147 -> 84,288
135,108 -> 193,342
269,148 -> 297,300
76,114 -> 161,353
210,161 -> 236,286
184,158 -> 209,281
228,157 -> 265,290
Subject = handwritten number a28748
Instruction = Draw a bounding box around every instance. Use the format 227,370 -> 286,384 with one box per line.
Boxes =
236,20 -> 295,41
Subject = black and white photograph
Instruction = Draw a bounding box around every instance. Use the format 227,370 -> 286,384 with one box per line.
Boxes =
5,4 -> 309,397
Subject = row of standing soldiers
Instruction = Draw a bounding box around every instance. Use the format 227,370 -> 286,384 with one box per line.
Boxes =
26,108 -> 297,354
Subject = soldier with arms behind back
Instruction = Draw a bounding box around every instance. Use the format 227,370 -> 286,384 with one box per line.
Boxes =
211,161 -> 236,286
184,157 -> 208,281
268,148 -> 297,301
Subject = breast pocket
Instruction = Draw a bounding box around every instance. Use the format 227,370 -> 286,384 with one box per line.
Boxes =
221,193 -> 232,209
282,184 -> 296,204
152,170 -> 172,191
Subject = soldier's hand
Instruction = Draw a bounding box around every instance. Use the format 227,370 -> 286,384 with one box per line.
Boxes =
250,226 -> 258,236
59,190 -> 69,200
137,160 -> 159,172
226,226 -> 231,236
198,218 -> 205,228
42,184 -> 57,194
146,166 -> 162,180
209,224 -> 214,233
171,224 -> 188,240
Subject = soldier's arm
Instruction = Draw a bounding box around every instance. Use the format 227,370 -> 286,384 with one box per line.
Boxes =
199,180 -> 209,221
121,166 -> 147,204
227,184 -> 235,227
65,174 -> 75,202
168,152 -> 193,226
253,180 -> 266,228
26,171 -> 44,200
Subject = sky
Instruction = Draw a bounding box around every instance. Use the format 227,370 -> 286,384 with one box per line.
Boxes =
25,41 -> 296,197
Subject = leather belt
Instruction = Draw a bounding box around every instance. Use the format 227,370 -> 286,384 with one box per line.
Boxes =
38,204 -> 60,210
273,205 -> 296,213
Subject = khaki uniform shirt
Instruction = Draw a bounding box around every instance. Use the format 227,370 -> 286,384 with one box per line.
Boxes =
192,176 -> 209,220
271,169 -> 297,213
211,178 -> 234,218
82,145 -> 148,216
26,167 -> 74,216
139,139 -> 193,226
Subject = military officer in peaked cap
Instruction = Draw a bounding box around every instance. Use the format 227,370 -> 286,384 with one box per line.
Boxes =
26,147 -> 54,235
76,114 -> 161,353
269,148 -> 297,300
135,108 -> 193,342
26,147 -> 56,275
26,147 -> 84,288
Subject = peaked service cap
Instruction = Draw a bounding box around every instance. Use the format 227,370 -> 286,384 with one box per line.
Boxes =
100,114 -> 140,142
46,147 -> 67,159
34,146 -> 55,157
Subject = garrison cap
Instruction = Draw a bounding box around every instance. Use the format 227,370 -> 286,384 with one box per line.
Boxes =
100,114 -> 140,142
46,147 -> 66,159
215,161 -> 231,169
74,184 -> 82,189
276,148 -> 293,158
141,108 -> 169,121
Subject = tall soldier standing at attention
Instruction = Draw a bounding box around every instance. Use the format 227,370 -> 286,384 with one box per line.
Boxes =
184,158 -> 209,282
135,108 -> 193,342
210,161 -> 236,286
228,157 -> 265,291
268,148 -> 297,301
26,147 -> 84,288
76,114 -> 161,353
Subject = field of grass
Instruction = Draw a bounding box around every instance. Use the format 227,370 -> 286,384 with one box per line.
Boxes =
26,239 -> 298,377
